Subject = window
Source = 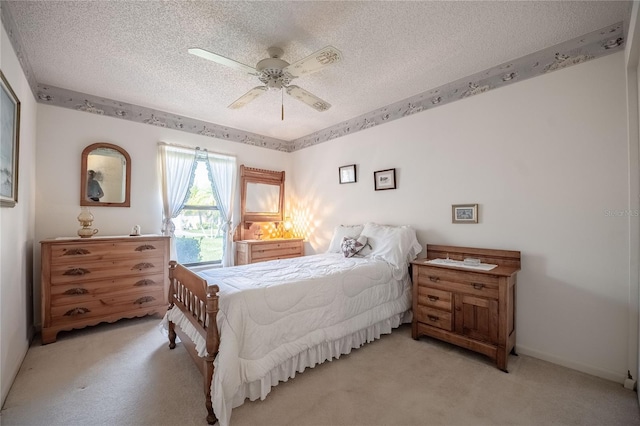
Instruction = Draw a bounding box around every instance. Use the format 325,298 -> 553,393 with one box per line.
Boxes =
159,143 -> 236,267
174,160 -> 223,266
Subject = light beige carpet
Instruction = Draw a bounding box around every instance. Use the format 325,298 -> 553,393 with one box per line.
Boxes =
1,315 -> 639,426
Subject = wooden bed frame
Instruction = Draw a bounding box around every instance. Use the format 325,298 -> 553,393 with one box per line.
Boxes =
167,260 -> 220,425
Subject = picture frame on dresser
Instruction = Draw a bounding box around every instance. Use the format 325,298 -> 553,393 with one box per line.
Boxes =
452,203 -> 478,223
0,70 -> 21,207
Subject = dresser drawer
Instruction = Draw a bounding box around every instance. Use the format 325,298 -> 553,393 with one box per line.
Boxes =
50,273 -> 165,306
417,286 -> 452,312
251,245 -> 302,261
415,306 -> 452,331
416,266 -> 499,299
50,240 -> 166,264
50,288 -> 164,323
50,255 -> 165,284
251,241 -> 302,255
236,239 -> 304,264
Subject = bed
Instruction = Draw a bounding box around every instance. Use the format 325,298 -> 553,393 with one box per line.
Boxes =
162,223 -> 422,426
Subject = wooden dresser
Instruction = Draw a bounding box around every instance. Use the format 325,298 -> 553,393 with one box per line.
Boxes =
40,235 -> 170,344
411,244 -> 520,372
235,238 -> 304,265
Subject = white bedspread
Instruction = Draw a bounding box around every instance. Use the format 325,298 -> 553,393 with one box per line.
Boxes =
163,253 -> 411,426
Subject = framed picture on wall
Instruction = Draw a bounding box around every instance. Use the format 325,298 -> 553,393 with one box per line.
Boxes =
339,164 -> 357,184
374,168 -> 396,190
452,204 -> 478,223
0,70 -> 21,208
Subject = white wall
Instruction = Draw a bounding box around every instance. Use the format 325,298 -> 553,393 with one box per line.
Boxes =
34,105 -> 292,326
291,52 -> 630,382
1,23 -> 37,405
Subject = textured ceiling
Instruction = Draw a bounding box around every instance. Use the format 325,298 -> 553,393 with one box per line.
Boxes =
3,1 -> 631,143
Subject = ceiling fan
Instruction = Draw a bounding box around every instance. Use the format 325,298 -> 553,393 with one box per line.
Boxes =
188,45 -> 342,115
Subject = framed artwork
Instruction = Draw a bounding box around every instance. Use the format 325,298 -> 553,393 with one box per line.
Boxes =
0,70 -> 20,207
374,168 -> 396,191
339,164 -> 357,184
452,204 -> 478,223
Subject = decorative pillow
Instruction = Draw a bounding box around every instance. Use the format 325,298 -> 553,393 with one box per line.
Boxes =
327,224 -> 364,253
359,223 -> 422,269
340,235 -> 369,258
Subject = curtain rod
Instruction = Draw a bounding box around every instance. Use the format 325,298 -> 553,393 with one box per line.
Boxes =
157,141 -> 237,159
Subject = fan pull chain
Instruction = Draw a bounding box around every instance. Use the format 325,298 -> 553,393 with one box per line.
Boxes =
281,89 -> 284,121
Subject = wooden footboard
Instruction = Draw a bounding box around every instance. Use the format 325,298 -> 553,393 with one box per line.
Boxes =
167,260 -> 220,425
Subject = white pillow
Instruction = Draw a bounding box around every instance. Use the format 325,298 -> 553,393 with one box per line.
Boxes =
360,223 -> 422,269
327,224 -> 364,253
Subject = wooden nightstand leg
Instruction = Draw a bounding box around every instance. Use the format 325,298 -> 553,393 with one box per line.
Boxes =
497,348 -> 508,372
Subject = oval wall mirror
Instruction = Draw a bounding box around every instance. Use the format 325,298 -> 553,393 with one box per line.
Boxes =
80,143 -> 131,207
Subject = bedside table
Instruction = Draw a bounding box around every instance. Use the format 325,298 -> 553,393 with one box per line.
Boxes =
411,244 -> 520,372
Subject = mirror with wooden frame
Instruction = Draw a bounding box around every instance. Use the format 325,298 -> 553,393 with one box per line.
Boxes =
239,165 -> 284,235
80,143 -> 131,207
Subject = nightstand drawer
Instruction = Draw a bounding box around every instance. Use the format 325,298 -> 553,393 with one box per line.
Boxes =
416,266 -> 499,299
415,306 -> 452,331
417,286 -> 452,311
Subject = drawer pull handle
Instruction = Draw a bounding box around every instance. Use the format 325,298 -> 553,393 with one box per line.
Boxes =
428,276 -> 440,283
63,268 -> 91,276
64,307 -> 90,316
427,315 -> 439,322
132,262 -> 155,271
135,244 -> 156,252
134,296 -> 156,305
472,283 -> 485,290
62,248 -> 91,256
63,288 -> 89,295
427,295 -> 439,302
134,279 -> 156,287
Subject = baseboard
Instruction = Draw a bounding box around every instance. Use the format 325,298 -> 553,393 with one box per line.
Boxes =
516,344 -> 627,384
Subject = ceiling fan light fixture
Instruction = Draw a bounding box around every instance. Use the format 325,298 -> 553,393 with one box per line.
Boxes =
190,44 -> 341,112
266,78 -> 284,90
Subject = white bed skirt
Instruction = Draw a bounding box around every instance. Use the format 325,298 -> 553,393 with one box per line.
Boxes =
161,308 -> 411,417
231,310 -> 411,407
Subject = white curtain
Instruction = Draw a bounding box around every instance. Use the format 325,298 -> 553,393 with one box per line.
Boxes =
206,152 -> 237,267
158,143 -> 196,259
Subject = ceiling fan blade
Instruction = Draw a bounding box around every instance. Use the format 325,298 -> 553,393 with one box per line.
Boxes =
188,48 -> 258,75
284,46 -> 342,78
228,86 -> 267,109
285,85 -> 331,112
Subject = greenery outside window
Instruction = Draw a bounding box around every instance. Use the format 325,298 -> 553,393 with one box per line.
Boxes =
174,161 -> 223,266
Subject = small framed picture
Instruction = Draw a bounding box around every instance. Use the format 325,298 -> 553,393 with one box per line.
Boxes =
374,168 -> 396,191
339,164 -> 357,184
452,204 -> 478,223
